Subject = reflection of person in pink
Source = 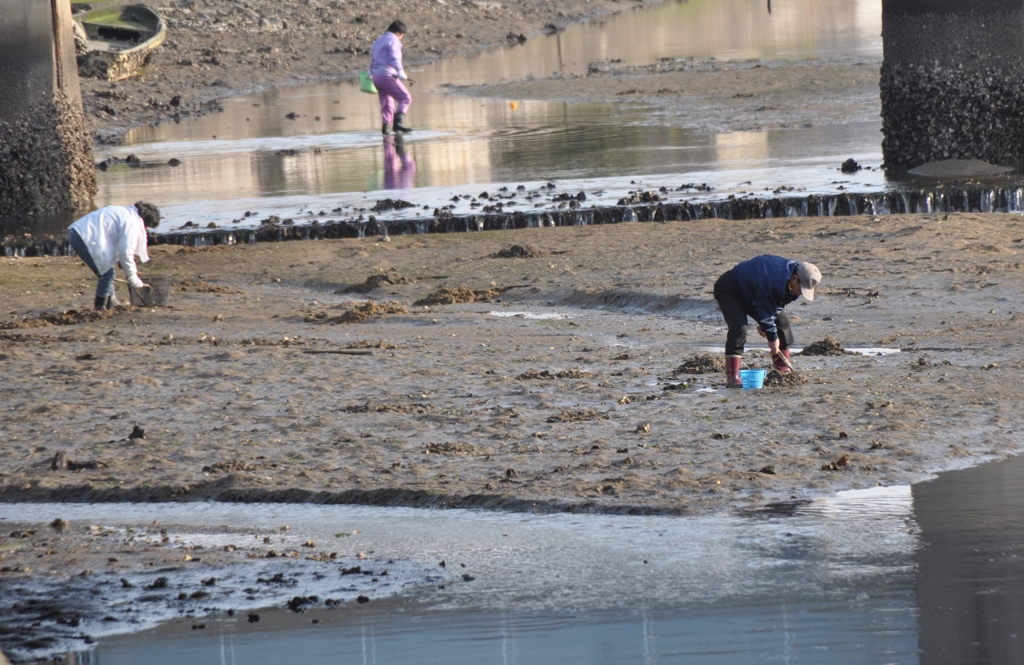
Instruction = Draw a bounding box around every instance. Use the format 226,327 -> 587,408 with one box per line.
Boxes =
383,136 -> 416,190
370,20 -> 413,136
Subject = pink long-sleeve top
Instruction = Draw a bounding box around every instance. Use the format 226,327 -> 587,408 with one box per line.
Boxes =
369,31 -> 405,78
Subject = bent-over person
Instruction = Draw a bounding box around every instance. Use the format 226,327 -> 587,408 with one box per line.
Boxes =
713,254 -> 821,387
68,202 -> 160,310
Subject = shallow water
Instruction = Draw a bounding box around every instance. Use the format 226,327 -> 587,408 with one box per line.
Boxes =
90,0 -> 886,231
6,486 -> 920,663
8,452 -> 1024,663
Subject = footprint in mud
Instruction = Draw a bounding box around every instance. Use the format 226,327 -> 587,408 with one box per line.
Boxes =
547,409 -> 608,423
341,401 -> 432,414
49,450 -> 107,471
425,442 -> 479,455
516,369 -> 594,380
173,279 -> 241,294
344,340 -> 402,350
0,307 -> 128,330
340,271 -> 413,294
492,244 -> 546,259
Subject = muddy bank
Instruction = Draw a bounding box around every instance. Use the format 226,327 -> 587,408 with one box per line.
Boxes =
79,0 -> 635,143
1,211 -> 1023,520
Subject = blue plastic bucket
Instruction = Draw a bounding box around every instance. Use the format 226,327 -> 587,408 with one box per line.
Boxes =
739,369 -> 767,390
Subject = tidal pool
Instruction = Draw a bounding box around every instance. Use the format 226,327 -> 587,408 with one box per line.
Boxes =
4,452 -> 1024,663
90,0 -> 887,231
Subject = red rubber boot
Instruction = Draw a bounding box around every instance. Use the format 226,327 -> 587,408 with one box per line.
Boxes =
725,355 -> 743,388
773,349 -> 793,374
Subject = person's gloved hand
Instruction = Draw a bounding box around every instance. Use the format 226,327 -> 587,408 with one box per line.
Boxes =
129,275 -> 145,290
769,338 -> 781,356
397,70 -> 408,80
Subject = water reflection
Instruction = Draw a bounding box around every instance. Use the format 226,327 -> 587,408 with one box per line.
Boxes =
914,457 -> 1024,664
7,457 -> 1023,662
27,455 -> 1024,663
382,136 -> 417,190
89,0 -> 883,218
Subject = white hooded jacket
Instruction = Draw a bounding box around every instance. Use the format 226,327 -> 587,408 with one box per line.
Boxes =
69,205 -> 150,288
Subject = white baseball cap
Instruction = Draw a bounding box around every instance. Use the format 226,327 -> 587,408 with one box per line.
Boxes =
797,262 -> 821,301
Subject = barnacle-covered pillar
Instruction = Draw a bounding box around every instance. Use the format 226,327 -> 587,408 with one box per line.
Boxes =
0,0 -> 96,217
881,0 -> 1024,173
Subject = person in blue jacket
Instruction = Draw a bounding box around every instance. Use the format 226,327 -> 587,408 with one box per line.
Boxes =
713,255 -> 821,387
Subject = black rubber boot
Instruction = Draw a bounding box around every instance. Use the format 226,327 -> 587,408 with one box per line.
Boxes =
94,295 -> 108,310
382,122 -> 391,136
393,113 -> 412,133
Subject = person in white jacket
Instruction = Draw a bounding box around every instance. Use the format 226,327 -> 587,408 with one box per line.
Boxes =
67,202 -> 161,309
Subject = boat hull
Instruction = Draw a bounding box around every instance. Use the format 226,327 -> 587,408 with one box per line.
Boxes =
73,4 -> 165,82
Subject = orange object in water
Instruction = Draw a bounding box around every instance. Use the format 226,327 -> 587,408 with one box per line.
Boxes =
509,101 -> 519,110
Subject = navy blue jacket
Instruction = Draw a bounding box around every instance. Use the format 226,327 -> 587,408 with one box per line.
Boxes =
727,255 -> 799,342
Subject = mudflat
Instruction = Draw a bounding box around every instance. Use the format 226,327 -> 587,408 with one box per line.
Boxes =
80,0 -> 632,141
3,212 -> 1022,515
449,56 -> 883,134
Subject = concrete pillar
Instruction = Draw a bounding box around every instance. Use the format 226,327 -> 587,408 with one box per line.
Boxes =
0,0 -> 96,217
880,0 -> 1024,173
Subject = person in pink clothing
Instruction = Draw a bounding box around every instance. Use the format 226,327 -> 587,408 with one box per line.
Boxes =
370,20 -> 413,135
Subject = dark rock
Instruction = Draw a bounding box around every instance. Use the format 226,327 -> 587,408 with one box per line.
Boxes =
286,595 -> 315,612
370,198 -> 415,213
146,576 -> 169,589
128,425 -> 146,440
840,158 -> 861,173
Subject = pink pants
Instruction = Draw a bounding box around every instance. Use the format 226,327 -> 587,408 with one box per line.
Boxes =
384,137 -> 416,189
372,75 -> 412,125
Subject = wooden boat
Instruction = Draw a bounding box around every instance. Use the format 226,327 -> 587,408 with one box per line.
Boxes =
73,4 -> 166,82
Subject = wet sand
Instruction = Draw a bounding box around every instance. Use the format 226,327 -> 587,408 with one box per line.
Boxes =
80,0 -> 633,142
2,212 -> 1022,516
3,211 -> 1023,660
451,56 -> 883,134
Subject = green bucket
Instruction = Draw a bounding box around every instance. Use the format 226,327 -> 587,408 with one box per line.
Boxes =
359,71 -> 378,94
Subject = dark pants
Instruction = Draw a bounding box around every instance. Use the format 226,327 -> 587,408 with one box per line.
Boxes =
713,271 -> 793,356
68,229 -> 115,299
